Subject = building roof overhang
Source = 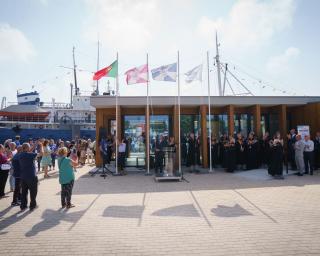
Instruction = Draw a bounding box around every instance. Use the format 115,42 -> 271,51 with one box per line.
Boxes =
90,95 -> 320,108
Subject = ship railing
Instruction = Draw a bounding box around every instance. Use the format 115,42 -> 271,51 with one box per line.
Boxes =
0,116 -> 50,123
7,102 -> 72,109
41,102 -> 72,109
0,120 -> 96,127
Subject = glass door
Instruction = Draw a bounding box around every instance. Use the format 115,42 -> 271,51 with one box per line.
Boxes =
149,115 -> 170,154
124,115 -> 146,167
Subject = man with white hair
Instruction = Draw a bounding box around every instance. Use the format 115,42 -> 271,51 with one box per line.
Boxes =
294,134 -> 305,176
17,143 -> 38,211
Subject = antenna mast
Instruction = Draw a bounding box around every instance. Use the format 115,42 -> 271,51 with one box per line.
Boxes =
72,46 -> 79,95
215,31 -> 223,96
96,40 -> 100,95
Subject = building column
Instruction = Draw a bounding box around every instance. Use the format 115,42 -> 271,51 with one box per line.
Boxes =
116,105 -> 121,141
173,105 -> 180,170
279,104 -> 287,139
227,105 -> 235,136
145,105 -> 150,171
252,104 -> 261,137
200,105 -> 208,168
95,108 -> 103,167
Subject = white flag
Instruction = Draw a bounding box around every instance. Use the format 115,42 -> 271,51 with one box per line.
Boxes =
185,64 -> 202,83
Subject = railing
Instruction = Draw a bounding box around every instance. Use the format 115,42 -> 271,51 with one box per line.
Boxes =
7,101 -> 72,109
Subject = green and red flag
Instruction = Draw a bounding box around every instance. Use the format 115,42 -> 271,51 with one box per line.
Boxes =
93,60 -> 118,80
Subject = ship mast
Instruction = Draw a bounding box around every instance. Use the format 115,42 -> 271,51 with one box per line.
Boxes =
215,31 -> 223,96
72,46 -> 79,95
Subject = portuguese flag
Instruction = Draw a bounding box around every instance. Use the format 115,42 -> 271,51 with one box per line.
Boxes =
93,60 -> 118,81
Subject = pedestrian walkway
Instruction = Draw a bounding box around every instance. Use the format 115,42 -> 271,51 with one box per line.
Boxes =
0,166 -> 320,256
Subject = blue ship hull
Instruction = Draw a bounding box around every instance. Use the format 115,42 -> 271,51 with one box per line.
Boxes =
0,128 -> 96,144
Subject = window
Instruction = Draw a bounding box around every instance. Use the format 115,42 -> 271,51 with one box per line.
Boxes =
234,114 -> 253,137
150,115 -> 170,154
207,114 -> 228,138
180,115 -> 200,137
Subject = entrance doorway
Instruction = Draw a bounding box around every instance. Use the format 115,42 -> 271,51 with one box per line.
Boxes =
124,115 -> 146,167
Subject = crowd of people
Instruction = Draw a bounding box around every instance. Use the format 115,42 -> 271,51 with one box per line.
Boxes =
98,128 -> 320,179
180,129 -> 320,178
1,129 -> 319,209
0,136 -> 96,211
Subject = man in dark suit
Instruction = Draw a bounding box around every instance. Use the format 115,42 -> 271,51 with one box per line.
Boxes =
154,135 -> 167,175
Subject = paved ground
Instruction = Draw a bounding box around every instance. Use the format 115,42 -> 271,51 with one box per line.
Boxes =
1,165 -> 320,256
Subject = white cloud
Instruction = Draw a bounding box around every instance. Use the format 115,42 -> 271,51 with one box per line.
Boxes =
0,23 -> 36,62
38,0 -> 49,6
83,0 -> 162,53
266,47 -> 300,75
197,0 -> 296,51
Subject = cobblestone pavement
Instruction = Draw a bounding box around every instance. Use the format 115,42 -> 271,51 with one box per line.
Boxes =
1,166 -> 320,256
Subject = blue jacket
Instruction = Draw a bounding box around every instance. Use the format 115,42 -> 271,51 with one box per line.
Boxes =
12,152 -> 21,178
18,152 -> 37,181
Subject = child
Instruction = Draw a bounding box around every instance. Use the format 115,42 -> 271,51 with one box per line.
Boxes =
57,147 -> 77,209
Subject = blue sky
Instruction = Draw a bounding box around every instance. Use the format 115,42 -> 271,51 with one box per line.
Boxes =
0,0 -> 319,104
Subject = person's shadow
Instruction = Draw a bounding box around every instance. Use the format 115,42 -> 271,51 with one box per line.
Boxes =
0,207 -> 31,235
25,209 -> 86,237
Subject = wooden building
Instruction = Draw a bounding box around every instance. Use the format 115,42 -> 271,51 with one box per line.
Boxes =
90,96 -> 320,168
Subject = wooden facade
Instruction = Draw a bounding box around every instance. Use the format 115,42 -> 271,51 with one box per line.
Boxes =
94,101 -> 320,168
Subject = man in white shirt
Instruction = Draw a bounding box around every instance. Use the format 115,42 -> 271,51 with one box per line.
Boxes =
294,135 -> 305,176
118,139 -> 127,175
303,135 -> 314,175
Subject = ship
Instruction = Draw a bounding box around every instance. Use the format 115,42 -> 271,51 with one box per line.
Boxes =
0,45 -> 114,143
0,89 -> 96,143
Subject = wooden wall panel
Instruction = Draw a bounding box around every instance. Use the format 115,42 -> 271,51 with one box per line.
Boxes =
95,108 -> 104,166
121,107 -> 145,115
288,103 -> 320,137
200,105 -> 208,168
278,105 -> 287,139
173,105 -> 180,170
252,105 -> 261,137
145,105 -> 150,172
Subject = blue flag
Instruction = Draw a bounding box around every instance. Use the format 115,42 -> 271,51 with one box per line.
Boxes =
151,63 -> 177,82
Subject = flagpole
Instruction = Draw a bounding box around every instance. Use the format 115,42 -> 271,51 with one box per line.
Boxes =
146,53 -> 150,175
178,51 -> 181,176
207,51 -> 213,173
115,52 -> 119,175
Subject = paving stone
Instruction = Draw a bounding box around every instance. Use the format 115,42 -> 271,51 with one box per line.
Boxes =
0,166 -> 320,255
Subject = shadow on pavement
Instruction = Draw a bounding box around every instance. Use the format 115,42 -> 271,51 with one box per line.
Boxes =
103,205 -> 145,219
25,208 -> 86,237
72,167 -> 320,195
211,204 -> 253,218
151,204 -> 200,217
0,208 -> 31,234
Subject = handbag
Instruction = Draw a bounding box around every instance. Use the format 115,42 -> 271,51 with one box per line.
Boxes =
1,163 -> 11,171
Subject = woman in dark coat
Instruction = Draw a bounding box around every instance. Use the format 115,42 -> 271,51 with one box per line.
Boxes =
245,132 -> 259,170
235,133 -> 246,170
219,134 -> 228,167
268,132 -> 284,179
224,138 -> 237,173
208,136 -> 219,168
186,133 -> 196,173
260,132 -> 270,167
195,136 -> 201,167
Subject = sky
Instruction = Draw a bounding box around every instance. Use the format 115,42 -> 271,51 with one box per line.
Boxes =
0,0 -> 319,104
